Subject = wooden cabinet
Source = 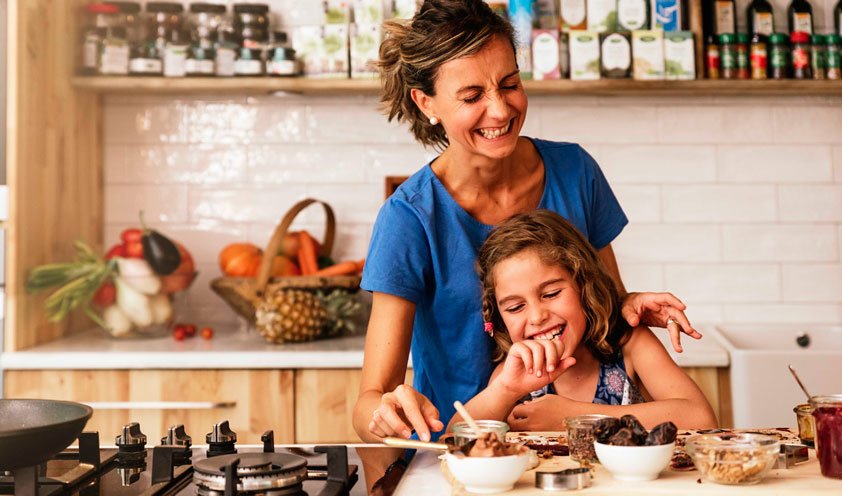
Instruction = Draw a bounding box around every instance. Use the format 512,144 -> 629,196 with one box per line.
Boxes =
4,370 -> 296,444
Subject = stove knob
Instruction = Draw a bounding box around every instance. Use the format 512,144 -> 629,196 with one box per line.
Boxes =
161,424 -> 192,448
206,420 -> 238,444
116,422 -> 147,449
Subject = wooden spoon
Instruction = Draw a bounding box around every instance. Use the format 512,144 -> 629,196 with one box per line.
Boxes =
453,400 -> 482,435
383,437 -> 449,451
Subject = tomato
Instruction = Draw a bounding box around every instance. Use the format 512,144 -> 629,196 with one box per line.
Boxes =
121,228 -> 143,245
201,327 -> 214,340
105,244 -> 125,260
125,241 -> 144,258
184,324 -> 197,337
92,282 -> 116,307
173,327 -> 186,341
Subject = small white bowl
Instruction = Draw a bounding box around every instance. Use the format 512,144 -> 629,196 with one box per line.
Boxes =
594,441 -> 675,481
445,451 -> 531,493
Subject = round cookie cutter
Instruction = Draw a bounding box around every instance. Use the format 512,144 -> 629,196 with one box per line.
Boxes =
535,467 -> 592,491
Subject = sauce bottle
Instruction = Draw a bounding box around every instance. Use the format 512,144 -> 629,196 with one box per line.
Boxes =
788,0 -> 814,35
747,0 -> 775,37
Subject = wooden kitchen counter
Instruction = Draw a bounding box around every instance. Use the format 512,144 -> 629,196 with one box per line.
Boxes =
394,447 -> 840,495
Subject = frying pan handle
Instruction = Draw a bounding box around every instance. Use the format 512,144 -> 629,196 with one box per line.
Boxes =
83,401 -> 236,410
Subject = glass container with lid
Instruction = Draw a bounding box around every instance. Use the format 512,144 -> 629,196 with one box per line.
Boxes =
267,31 -> 298,76
826,34 -> 842,79
233,3 -> 270,48
768,32 -> 790,78
810,394 -> 842,479
81,3 -> 120,75
790,30 -> 812,79
718,33 -> 738,79
186,3 -> 226,76
811,33 -> 826,79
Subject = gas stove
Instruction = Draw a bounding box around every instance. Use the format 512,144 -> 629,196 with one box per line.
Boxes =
0,421 -> 358,496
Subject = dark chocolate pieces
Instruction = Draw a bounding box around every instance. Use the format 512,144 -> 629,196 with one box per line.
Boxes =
596,414 -> 677,446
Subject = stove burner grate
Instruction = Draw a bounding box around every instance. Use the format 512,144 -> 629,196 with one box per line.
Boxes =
193,453 -> 308,495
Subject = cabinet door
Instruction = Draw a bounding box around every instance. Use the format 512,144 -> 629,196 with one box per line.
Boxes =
4,369 -> 295,444
683,367 -> 733,428
294,369 -> 414,443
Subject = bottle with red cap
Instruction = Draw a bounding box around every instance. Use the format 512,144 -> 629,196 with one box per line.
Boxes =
81,3 -> 120,75
790,31 -> 813,79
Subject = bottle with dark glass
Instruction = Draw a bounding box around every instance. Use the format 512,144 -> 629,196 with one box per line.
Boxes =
835,0 -> 841,35
788,0 -> 814,35
747,0 -> 775,37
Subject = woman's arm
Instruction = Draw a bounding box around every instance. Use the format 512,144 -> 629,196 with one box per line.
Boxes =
510,327 -> 717,430
352,292 -> 444,442
597,244 -> 701,352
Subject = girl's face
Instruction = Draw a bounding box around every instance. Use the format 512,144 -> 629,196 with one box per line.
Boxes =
419,36 -> 528,162
492,249 -> 587,356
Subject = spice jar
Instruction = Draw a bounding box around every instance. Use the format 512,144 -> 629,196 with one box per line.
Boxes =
790,31 -> 812,79
233,3 -> 270,76
706,35 -> 720,79
718,33 -> 738,79
145,2 -> 187,77
810,395 -> 842,479
106,1 -> 143,53
768,33 -> 790,78
811,34 -> 826,79
735,32 -> 750,79
186,3 -> 226,76
827,34 -> 842,79
266,31 -> 298,77
81,3 -> 120,75
750,33 -> 767,79
566,414 -> 611,463
793,403 -> 815,447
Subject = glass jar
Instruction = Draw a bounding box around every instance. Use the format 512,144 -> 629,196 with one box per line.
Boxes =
810,395 -> 842,479
790,30 -> 812,79
267,31 -> 298,77
718,33 -> 738,79
81,3 -> 120,75
233,3 -> 270,49
750,33 -> 767,79
566,414 -> 611,463
735,32 -> 750,79
811,34 -> 826,79
706,35 -> 720,79
146,2 -> 187,77
452,420 -> 510,447
215,25 -> 239,76
827,34 -> 842,80
100,2 -> 140,75
793,403 -> 815,447
186,3 -> 226,76
768,33 -> 790,78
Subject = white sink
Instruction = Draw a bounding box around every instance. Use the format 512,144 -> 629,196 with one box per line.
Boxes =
711,325 -> 842,428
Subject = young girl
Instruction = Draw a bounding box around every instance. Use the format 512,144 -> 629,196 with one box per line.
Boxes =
454,210 -> 717,430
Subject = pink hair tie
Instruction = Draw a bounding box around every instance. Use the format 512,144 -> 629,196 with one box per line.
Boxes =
483,322 -> 494,336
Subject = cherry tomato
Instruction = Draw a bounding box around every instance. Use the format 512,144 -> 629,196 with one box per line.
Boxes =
173,327 -> 187,341
124,241 -> 144,258
201,327 -> 214,340
92,282 -> 116,307
184,324 -> 197,337
105,244 -> 125,260
121,228 -> 143,245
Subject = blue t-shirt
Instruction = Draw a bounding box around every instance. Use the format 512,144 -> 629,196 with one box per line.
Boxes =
361,139 -> 628,434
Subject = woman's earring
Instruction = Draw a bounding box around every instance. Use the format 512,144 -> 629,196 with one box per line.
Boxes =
429,116 -> 439,125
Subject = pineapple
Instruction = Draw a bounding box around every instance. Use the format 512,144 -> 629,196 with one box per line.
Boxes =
320,290 -> 363,337
255,289 -> 327,343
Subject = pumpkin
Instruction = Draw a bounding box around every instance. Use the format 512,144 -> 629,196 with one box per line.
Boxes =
219,244 -> 302,278
219,243 -> 263,277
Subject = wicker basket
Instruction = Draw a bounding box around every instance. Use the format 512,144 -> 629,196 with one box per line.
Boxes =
210,199 -> 361,325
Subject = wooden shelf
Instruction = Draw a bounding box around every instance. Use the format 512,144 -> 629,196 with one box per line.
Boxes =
71,76 -> 842,96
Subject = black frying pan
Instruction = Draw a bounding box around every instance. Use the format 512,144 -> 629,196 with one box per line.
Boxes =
0,399 -> 93,470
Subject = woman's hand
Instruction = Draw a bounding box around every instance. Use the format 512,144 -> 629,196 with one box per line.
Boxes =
495,340 -> 576,398
369,384 -> 444,442
507,395 -> 571,431
620,292 -> 701,353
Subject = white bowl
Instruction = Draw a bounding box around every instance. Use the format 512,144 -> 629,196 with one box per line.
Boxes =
445,451 -> 531,493
594,441 -> 675,481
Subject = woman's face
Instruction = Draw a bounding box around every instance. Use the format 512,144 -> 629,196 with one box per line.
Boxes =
492,248 -> 586,357
423,36 -> 528,161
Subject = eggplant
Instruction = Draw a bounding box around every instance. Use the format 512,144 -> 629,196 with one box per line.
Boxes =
139,212 -> 181,275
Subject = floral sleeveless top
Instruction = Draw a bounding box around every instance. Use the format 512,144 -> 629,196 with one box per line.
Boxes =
523,351 -> 645,405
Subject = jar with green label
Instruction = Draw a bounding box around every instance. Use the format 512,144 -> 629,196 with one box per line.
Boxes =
718,33 -> 738,78
827,34 -> 841,79
811,34 -> 826,79
768,33 -> 790,78
735,32 -> 750,79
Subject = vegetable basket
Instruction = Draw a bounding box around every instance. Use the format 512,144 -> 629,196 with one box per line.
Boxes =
210,199 -> 361,327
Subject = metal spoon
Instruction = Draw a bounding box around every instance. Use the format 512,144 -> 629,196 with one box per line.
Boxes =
788,364 -> 813,401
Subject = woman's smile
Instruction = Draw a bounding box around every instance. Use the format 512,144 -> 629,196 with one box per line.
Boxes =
476,118 -> 514,140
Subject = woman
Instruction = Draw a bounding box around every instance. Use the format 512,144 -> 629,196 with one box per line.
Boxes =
353,0 -> 700,444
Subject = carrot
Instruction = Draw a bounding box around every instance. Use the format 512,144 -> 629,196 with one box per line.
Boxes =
313,260 -> 359,277
297,231 -> 319,275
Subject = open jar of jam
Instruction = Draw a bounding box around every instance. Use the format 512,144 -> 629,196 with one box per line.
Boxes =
810,394 -> 842,479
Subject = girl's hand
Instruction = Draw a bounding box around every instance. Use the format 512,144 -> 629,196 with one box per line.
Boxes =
369,384 -> 444,442
495,340 -> 576,398
620,292 -> 701,353
507,395 -> 572,431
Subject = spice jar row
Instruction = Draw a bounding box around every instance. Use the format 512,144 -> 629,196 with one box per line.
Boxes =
706,31 -> 842,80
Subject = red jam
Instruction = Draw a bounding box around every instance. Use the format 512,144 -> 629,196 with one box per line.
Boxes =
813,406 -> 842,478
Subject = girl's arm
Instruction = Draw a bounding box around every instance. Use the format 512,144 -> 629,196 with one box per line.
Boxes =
352,292 -> 444,442
511,327 -> 717,430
